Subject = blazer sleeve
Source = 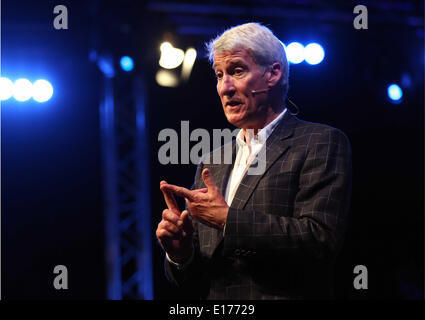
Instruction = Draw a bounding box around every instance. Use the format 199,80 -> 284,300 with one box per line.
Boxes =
222,127 -> 353,261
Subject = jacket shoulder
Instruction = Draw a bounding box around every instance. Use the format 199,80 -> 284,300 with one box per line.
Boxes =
291,118 -> 350,145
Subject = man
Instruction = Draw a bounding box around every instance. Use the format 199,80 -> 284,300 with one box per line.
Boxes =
156,23 -> 352,299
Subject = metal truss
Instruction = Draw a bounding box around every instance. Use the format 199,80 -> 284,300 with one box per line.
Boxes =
99,55 -> 153,300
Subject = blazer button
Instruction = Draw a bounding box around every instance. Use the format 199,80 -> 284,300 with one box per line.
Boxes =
234,249 -> 240,256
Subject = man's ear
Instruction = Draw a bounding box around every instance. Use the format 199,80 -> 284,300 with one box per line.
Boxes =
266,62 -> 283,88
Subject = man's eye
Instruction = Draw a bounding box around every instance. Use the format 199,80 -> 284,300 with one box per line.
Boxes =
216,73 -> 223,80
234,68 -> 244,75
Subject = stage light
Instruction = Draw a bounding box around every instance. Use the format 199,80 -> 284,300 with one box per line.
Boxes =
401,73 -> 412,88
387,84 -> 403,102
97,54 -> 115,78
304,43 -> 325,65
120,56 -> 134,72
181,48 -> 197,81
160,42 -> 172,52
13,78 -> 33,102
159,42 -> 185,69
0,77 -> 14,100
286,42 -> 305,64
156,69 -> 179,87
32,79 -> 53,102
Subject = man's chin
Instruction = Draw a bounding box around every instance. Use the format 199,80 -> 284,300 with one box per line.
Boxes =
225,114 -> 245,128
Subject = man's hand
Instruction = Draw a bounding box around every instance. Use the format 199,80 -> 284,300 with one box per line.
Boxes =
156,181 -> 194,264
160,168 -> 229,230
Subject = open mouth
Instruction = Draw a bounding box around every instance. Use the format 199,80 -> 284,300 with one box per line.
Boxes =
226,101 -> 243,108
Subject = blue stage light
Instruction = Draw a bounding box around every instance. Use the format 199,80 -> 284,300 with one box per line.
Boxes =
33,79 -> 54,102
13,78 -> 33,102
120,56 -> 134,72
401,73 -> 412,88
286,42 -> 305,64
0,77 -> 14,100
304,43 -> 325,65
387,84 -> 403,102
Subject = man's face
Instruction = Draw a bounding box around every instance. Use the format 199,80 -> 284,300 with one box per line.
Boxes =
213,49 -> 270,129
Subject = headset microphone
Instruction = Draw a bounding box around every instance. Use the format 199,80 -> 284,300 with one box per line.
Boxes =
251,88 -> 269,95
250,88 -> 300,115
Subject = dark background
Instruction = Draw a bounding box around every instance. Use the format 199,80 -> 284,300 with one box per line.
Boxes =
1,0 -> 423,299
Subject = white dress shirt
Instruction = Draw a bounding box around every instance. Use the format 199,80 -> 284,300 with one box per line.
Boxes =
224,108 -> 287,207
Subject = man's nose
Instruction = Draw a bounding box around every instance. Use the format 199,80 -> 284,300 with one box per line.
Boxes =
218,74 -> 235,96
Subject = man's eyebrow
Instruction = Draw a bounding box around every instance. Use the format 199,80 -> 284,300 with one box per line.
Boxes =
213,59 -> 245,70
228,59 -> 245,65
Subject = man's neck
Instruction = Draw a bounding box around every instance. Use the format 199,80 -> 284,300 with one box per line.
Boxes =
242,105 -> 285,140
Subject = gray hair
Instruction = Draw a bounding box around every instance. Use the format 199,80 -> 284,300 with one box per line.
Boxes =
206,22 -> 289,99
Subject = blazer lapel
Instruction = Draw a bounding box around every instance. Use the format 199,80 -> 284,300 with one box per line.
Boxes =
214,141 -> 237,196
230,112 -> 297,211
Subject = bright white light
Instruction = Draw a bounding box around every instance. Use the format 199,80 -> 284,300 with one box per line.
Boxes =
387,84 -> 403,102
13,78 -> 33,102
156,69 -> 179,87
159,42 -> 185,69
181,48 -> 197,81
286,42 -> 305,64
160,42 -> 172,51
32,79 -> 54,102
304,43 -> 325,65
0,77 -> 14,100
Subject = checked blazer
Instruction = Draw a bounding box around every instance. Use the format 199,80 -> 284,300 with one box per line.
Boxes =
165,111 -> 352,300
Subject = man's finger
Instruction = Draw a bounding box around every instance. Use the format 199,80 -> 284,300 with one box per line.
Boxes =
201,168 -> 217,190
161,189 -> 180,212
181,210 -> 194,235
162,184 -> 194,201
162,209 -> 181,225
160,181 -> 180,213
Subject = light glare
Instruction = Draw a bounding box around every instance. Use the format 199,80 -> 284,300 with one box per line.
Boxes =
286,42 -> 305,64
13,78 -> 33,102
120,56 -> 134,72
33,79 -> 54,102
159,42 -> 185,69
0,77 -> 14,100
387,84 -> 403,102
160,42 -> 172,51
304,43 -> 325,65
156,70 -> 179,87
181,48 -> 197,81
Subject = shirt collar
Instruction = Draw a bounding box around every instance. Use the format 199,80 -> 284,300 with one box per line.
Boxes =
236,108 -> 287,147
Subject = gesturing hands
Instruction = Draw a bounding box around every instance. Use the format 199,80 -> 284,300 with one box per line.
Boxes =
160,168 -> 229,230
156,181 -> 194,264
156,168 -> 229,264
